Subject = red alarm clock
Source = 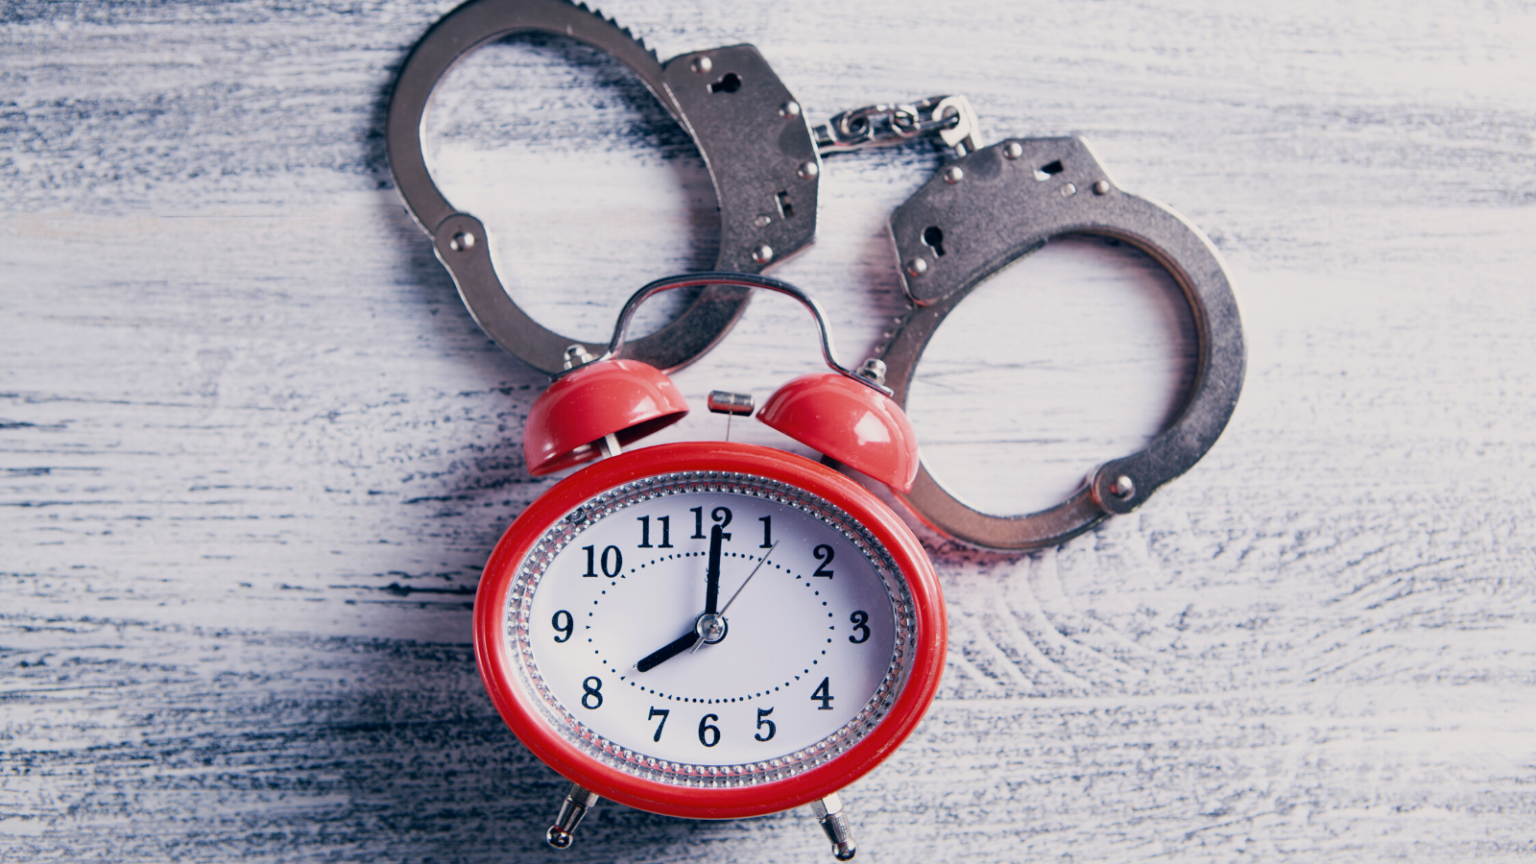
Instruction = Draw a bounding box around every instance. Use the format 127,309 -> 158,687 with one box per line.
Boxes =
473,273 -> 947,860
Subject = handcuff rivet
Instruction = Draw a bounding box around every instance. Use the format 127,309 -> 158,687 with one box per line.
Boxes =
904,257 -> 928,277
1093,180 -> 1111,195
754,215 -> 772,228
1061,182 -> 1077,196
797,161 -> 820,180
780,101 -> 801,119
1110,475 -> 1136,500
449,231 -> 476,252
690,56 -> 712,74
1003,141 -> 1023,160
942,166 -> 964,184
752,244 -> 775,264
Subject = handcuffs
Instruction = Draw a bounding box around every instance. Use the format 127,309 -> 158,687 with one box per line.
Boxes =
386,0 -> 1245,551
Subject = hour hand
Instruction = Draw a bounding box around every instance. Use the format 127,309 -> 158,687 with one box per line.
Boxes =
635,629 -> 699,673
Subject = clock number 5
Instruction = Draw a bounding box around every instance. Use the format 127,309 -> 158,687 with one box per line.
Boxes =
698,713 -> 721,747
754,707 -> 776,742
813,544 -> 835,578
648,707 -> 669,742
581,676 -> 603,710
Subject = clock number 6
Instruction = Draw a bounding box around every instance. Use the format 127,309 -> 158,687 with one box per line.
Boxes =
648,707 -> 669,742
551,609 -> 574,643
698,713 -> 721,747
813,544 -> 835,578
754,707 -> 776,742
581,676 -> 603,710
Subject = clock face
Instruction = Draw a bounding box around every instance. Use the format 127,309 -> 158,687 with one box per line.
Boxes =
476,443 -> 944,818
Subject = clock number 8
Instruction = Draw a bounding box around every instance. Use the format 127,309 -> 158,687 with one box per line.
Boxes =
698,713 -> 721,747
581,676 -> 603,710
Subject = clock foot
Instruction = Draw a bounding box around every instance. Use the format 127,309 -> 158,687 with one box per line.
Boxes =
810,792 -> 857,860
545,783 -> 600,850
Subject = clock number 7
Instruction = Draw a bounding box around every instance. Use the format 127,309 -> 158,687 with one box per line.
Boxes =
648,707 -> 669,742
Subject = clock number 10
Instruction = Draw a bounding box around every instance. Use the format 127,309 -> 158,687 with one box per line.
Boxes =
582,545 -> 622,578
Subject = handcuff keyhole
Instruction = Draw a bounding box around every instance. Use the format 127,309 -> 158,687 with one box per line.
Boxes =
1034,160 -> 1065,181
775,191 -> 794,219
921,226 -> 946,257
709,72 -> 742,94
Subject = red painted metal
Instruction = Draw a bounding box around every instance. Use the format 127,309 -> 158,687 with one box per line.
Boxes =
522,359 -> 689,476
757,374 -> 921,493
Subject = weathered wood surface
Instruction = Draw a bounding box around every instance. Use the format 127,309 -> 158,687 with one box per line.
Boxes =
2,0 -> 1533,861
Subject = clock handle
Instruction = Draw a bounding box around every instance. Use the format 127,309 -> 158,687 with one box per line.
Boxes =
811,793 -> 858,861
545,782 -> 601,850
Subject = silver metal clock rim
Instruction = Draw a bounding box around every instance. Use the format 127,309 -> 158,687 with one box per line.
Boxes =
385,0 -> 751,374
505,470 -> 918,788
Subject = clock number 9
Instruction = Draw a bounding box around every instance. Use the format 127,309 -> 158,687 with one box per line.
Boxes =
581,676 -> 603,710
813,544 -> 835,578
848,610 -> 870,644
551,610 -> 574,643
698,713 -> 721,747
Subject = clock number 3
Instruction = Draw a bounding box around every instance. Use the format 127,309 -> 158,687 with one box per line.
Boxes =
581,676 -> 603,710
848,610 -> 870,644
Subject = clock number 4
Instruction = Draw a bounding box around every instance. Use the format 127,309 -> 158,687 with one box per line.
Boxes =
648,707 -> 669,742
582,545 -> 623,578
811,677 -> 834,710
636,515 -> 672,549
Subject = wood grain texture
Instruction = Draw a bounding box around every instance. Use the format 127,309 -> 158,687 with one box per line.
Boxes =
2,0 -> 1533,862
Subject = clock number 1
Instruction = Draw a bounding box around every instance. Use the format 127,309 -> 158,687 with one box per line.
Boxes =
759,516 -> 773,548
648,707 -> 669,742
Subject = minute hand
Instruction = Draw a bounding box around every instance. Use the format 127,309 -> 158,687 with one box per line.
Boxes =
703,523 -> 725,615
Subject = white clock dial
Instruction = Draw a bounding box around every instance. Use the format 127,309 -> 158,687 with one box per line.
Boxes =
504,471 -> 917,786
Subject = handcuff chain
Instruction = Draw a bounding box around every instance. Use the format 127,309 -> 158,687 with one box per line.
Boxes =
813,95 -> 982,157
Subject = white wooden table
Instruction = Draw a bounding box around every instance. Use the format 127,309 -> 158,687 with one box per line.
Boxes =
3,1 -> 1533,861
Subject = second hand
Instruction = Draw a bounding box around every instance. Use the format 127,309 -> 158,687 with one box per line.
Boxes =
692,540 -> 780,654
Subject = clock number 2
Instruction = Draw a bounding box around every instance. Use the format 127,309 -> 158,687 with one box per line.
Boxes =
813,544 -> 835,578
648,707 -> 669,742
581,676 -> 603,710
